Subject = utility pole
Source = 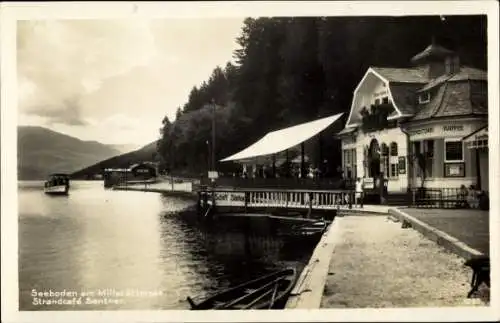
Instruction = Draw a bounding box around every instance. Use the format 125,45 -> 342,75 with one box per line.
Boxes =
210,99 -> 217,209
211,99 -> 216,173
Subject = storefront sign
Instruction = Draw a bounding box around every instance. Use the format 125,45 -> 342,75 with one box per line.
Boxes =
409,127 -> 434,136
443,125 -> 464,132
444,162 -> 465,177
398,156 -> 406,174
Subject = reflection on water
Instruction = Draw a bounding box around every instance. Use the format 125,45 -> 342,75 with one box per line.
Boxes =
18,181 -> 315,310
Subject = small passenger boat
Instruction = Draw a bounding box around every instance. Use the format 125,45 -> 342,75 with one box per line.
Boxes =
187,268 -> 297,310
44,173 -> 70,195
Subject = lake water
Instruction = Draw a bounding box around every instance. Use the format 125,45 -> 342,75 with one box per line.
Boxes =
18,181 -> 315,310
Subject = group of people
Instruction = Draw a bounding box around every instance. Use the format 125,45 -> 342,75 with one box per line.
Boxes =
458,184 -> 481,209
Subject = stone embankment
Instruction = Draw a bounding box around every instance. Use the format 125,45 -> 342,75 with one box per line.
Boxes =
287,211 -> 489,309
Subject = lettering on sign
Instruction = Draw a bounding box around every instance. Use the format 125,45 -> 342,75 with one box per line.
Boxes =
475,134 -> 487,140
410,128 -> 434,136
443,125 -> 464,132
229,193 -> 246,202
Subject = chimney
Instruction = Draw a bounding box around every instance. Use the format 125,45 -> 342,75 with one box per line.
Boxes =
445,55 -> 460,75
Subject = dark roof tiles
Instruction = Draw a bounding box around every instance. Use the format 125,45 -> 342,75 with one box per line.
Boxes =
372,67 -> 428,83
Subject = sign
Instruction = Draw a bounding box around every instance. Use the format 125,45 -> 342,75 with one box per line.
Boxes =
444,163 -> 465,177
208,171 -> 219,179
409,127 -> 434,136
398,156 -> 406,174
443,125 -> 464,132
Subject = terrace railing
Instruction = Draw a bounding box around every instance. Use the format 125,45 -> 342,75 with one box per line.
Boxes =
410,187 -> 488,209
200,176 -> 353,191
198,188 -> 363,211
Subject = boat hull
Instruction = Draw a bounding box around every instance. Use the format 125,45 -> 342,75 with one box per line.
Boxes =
44,185 -> 69,195
188,268 -> 297,310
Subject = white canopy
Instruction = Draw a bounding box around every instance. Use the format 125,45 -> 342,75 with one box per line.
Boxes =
220,113 -> 344,162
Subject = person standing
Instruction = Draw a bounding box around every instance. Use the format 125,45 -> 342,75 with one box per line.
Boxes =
355,177 -> 364,206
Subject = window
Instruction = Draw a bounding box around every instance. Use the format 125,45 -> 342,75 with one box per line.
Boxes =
413,141 -> 422,177
381,143 -> 389,177
375,98 -> 381,105
445,139 -> 464,162
418,92 -> 431,104
424,140 -> 434,178
413,141 -> 421,155
351,149 -> 357,179
390,142 -> 398,156
382,97 -> 389,105
390,163 -> 398,178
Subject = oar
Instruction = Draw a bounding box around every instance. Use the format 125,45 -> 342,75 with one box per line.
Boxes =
268,280 -> 280,309
241,287 -> 275,309
216,277 -> 284,309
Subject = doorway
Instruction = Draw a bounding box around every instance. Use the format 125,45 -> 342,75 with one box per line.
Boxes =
368,138 -> 381,179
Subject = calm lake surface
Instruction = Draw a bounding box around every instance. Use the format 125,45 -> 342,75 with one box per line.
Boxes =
18,181 -> 315,310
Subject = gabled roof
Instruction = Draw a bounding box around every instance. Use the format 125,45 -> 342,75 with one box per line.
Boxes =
371,67 -> 428,83
387,83 -> 423,116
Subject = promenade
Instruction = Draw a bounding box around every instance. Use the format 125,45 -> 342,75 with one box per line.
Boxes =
287,207 -> 491,309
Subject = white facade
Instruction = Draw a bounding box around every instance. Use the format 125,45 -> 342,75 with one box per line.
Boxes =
340,72 -> 488,193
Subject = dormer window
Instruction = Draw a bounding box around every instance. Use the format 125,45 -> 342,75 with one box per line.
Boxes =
418,92 -> 431,104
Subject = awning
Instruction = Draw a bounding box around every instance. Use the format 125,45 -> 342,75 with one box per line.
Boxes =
463,125 -> 488,149
220,113 -> 344,162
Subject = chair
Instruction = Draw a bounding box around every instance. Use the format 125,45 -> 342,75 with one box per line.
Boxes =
464,256 -> 490,298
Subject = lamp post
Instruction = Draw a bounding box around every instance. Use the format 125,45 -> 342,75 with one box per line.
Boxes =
210,99 -> 216,208
211,99 -> 216,175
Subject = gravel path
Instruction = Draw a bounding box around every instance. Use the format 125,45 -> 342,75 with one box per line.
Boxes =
320,216 -> 489,308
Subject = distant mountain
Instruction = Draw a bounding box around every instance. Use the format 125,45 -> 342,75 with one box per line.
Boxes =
71,140 -> 159,179
17,126 -> 122,180
111,144 -> 141,154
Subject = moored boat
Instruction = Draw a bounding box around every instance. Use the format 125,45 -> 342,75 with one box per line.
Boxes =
187,268 -> 297,310
44,173 -> 70,195
277,219 -> 328,239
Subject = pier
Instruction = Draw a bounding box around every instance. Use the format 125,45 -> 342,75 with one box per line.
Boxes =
197,187 -> 362,220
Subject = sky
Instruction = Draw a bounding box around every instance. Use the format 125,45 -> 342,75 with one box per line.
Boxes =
17,18 -> 244,146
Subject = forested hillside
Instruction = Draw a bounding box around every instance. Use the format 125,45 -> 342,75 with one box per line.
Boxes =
156,16 -> 486,176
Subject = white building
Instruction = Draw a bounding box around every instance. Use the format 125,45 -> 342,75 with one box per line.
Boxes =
338,42 -> 488,193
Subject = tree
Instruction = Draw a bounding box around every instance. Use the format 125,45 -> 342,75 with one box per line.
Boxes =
175,107 -> 183,120
154,16 -> 486,177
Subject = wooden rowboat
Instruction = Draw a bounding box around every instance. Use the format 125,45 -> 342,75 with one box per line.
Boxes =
187,268 -> 297,310
277,220 -> 328,239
